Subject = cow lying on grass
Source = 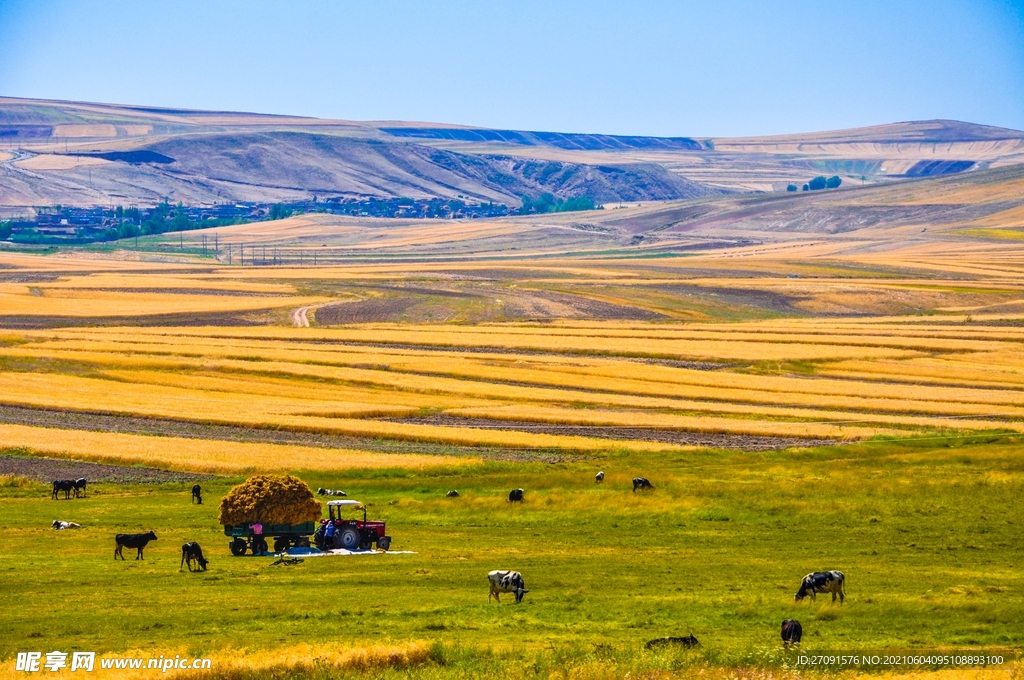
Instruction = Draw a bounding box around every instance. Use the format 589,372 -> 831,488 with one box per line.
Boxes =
795,570 -> 845,603
488,570 -> 528,603
114,531 -> 158,560
507,488 -> 524,502
317,488 -> 347,496
645,635 -> 699,649
180,542 -> 209,571
52,520 -> 81,530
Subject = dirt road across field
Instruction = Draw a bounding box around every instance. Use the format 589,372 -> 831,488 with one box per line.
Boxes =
0,454 -> 214,484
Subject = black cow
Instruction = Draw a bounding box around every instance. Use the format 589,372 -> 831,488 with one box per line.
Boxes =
191,484 -> 202,504
632,477 -> 654,492
72,478 -> 87,498
446,490 -> 460,497
180,542 -> 209,571
507,488 -> 524,502
595,471 -> 605,483
645,635 -> 700,649
114,531 -> 158,560
795,570 -> 845,603
781,619 -> 802,646
52,479 -> 74,500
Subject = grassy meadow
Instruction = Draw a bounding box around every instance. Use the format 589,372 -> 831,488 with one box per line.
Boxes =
1,204 -> 1024,678
1,434 -> 1022,679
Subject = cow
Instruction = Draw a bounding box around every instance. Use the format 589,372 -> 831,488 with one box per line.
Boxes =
317,488 -> 347,497
595,471 -> 605,483
645,635 -> 700,650
52,479 -> 74,500
507,488 -> 524,502
781,619 -> 802,646
488,570 -> 528,603
795,570 -> 845,603
446,490 -> 460,497
632,477 -> 654,492
180,542 -> 209,572
191,484 -> 202,504
52,520 -> 81,530
114,531 -> 158,560
72,478 -> 87,498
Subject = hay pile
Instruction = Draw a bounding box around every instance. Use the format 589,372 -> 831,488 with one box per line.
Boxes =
218,474 -> 322,526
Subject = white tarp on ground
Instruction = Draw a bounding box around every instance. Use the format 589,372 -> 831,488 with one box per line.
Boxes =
279,547 -> 416,558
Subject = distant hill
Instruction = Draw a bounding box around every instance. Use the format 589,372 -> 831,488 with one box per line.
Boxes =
1,97 -> 1023,207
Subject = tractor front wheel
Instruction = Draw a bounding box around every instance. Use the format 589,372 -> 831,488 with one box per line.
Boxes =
377,536 -> 392,551
230,538 -> 247,556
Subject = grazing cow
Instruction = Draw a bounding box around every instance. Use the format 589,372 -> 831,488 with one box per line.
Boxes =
191,484 -> 202,504
507,488 -> 524,502
645,635 -> 700,649
595,471 -> 605,483
180,542 -> 209,571
632,477 -> 654,492
795,570 -> 845,603
72,478 -> 87,498
317,488 -> 347,497
52,479 -> 74,500
446,490 -> 460,497
114,531 -> 158,560
781,619 -> 802,646
488,570 -> 528,603
52,520 -> 81,530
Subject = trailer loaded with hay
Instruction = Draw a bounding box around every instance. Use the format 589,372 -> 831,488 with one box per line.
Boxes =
219,474 -> 322,556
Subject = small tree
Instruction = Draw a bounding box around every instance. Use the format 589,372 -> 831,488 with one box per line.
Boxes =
808,176 -> 827,191
826,175 -> 842,189
802,184 -> 810,191
786,184 -> 798,192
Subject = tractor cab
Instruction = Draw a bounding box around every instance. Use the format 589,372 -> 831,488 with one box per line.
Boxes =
316,500 -> 392,551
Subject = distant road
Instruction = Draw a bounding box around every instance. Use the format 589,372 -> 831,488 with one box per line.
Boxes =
290,305 -> 313,327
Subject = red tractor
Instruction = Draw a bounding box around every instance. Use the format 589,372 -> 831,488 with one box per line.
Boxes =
314,500 -> 392,551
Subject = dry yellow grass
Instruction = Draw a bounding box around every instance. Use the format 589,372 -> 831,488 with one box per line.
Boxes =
0,423 -> 468,473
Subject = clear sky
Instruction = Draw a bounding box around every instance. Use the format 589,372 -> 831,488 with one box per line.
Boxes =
0,0 -> 1021,137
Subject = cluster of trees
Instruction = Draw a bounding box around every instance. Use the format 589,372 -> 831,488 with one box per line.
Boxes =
787,176 -> 842,192
101,202 -> 248,241
518,193 -> 598,215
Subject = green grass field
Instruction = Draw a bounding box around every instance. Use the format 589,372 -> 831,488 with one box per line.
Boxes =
1,434 -> 1021,678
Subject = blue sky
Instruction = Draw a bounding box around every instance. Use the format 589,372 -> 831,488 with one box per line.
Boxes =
0,0 -> 1021,137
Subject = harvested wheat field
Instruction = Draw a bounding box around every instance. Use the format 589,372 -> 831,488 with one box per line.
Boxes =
2,167 -> 1024,678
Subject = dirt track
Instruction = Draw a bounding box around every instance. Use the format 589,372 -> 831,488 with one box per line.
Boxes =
0,454 -> 213,484
385,415 -> 842,451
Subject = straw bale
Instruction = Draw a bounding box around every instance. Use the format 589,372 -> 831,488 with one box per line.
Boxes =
218,474 -> 322,526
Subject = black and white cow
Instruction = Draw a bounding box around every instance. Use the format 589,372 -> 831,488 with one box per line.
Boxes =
52,479 -> 74,500
114,531 -> 158,560
595,471 -> 605,483
191,484 -> 202,504
180,542 -> 209,571
317,488 -> 347,497
72,478 -> 87,498
632,477 -> 654,492
781,619 -> 802,646
488,570 -> 528,603
52,520 -> 81,530
446,490 -> 460,497
795,571 -> 845,603
507,488 -> 524,502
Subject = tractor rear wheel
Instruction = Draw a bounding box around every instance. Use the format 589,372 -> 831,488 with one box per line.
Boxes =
230,538 -> 247,556
338,526 -> 360,550
273,537 -> 289,553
